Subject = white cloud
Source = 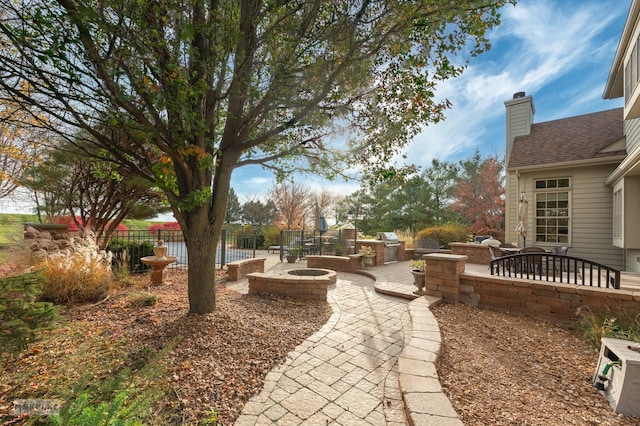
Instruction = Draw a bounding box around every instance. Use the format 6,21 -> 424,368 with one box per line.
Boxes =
403,0 -> 628,166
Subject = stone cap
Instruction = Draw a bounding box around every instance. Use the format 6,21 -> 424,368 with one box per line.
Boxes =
424,253 -> 468,262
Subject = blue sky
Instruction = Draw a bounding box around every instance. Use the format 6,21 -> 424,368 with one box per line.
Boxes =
230,0 -> 632,201
0,0 -> 632,216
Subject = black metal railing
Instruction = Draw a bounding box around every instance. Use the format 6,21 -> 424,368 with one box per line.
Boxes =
109,228 -> 256,271
490,253 -> 620,289
278,229 -> 345,262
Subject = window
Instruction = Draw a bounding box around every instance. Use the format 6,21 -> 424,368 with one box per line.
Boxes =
535,178 -> 570,244
613,181 -> 624,247
625,39 -> 640,103
633,44 -> 638,94
613,187 -> 622,240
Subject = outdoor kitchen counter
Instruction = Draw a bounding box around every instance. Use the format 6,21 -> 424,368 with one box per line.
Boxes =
352,237 -> 408,265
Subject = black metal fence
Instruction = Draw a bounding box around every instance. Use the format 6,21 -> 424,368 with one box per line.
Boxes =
277,229 -> 347,261
490,253 -> 621,289
109,228 -> 257,271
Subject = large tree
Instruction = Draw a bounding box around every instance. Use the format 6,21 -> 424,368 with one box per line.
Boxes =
309,188 -> 336,231
452,151 -> 505,235
0,0 -> 514,313
270,181 -> 311,230
24,143 -> 169,248
241,197 -> 277,231
422,158 -> 459,225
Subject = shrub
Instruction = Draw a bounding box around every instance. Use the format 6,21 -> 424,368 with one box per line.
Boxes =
415,223 -> 471,249
0,270 -> 60,357
40,253 -> 113,304
261,226 -> 281,248
46,342 -> 174,426
52,216 -> 128,232
38,232 -> 114,304
577,306 -> 640,347
108,240 -> 154,273
236,233 -> 263,249
148,222 -> 181,233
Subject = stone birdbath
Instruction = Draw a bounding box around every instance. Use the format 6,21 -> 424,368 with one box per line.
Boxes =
140,240 -> 177,285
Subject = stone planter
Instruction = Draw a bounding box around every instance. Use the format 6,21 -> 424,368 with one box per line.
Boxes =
286,254 -> 297,263
411,270 -> 425,295
363,254 -> 375,269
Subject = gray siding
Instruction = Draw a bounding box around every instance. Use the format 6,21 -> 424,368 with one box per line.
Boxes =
517,165 -> 623,270
624,117 -> 640,154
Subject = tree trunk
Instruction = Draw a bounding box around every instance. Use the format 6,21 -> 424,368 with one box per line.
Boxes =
183,206 -> 218,314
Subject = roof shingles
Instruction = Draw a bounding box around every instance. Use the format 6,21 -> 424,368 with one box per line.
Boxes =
508,107 -> 625,169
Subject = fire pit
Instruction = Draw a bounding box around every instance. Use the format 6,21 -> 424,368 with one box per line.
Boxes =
287,269 -> 332,277
246,268 -> 337,300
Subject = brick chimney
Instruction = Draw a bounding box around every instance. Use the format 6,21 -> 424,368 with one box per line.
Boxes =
504,91 -> 535,163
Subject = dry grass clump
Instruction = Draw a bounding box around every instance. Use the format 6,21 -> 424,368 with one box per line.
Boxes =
37,232 -> 114,304
127,291 -> 158,308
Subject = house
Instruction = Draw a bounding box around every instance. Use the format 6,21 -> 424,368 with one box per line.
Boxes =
603,0 -> 640,273
503,93 -> 626,270
502,2 -> 640,273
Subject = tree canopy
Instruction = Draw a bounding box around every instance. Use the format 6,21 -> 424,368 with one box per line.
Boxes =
0,0 -> 514,313
451,151 -> 505,236
22,142 -> 169,248
225,188 -> 242,223
0,99 -> 45,201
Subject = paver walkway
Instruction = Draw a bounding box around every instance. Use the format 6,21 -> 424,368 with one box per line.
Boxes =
230,252 -> 640,425
233,262 -> 412,425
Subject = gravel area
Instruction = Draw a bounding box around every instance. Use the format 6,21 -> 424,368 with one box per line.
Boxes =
0,269 -> 332,425
431,302 -> 639,425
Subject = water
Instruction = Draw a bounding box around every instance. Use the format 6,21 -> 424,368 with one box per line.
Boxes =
163,241 -> 248,266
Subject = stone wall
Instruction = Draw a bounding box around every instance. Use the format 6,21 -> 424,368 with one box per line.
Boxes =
306,255 -> 363,272
450,242 -> 491,265
247,269 -> 336,301
458,275 -> 640,325
226,258 -> 266,281
423,253 -> 640,325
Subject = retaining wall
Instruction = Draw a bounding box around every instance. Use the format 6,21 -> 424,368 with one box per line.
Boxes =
246,269 -> 337,301
306,255 -> 364,272
226,258 -> 266,281
424,253 -> 640,325
450,242 -> 491,265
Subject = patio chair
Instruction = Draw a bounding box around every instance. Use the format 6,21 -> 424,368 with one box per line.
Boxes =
553,246 -> 568,255
520,246 -> 545,274
488,245 -> 502,274
553,246 -> 569,272
487,246 -> 514,275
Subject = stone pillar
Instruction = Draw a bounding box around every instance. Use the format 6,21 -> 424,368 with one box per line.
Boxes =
342,227 -> 356,254
424,254 -> 468,302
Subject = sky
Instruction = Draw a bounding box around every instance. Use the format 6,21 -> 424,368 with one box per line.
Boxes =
229,0 -> 632,201
0,0 -> 632,217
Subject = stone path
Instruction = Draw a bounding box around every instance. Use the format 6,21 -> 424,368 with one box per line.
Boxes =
234,269 -> 411,425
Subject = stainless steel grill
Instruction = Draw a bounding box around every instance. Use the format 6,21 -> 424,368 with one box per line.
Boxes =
376,232 -> 400,263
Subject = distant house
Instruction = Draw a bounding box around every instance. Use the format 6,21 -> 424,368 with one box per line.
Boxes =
503,94 -> 626,270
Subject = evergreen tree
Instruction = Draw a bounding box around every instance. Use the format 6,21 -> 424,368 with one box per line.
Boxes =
225,188 -> 242,224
